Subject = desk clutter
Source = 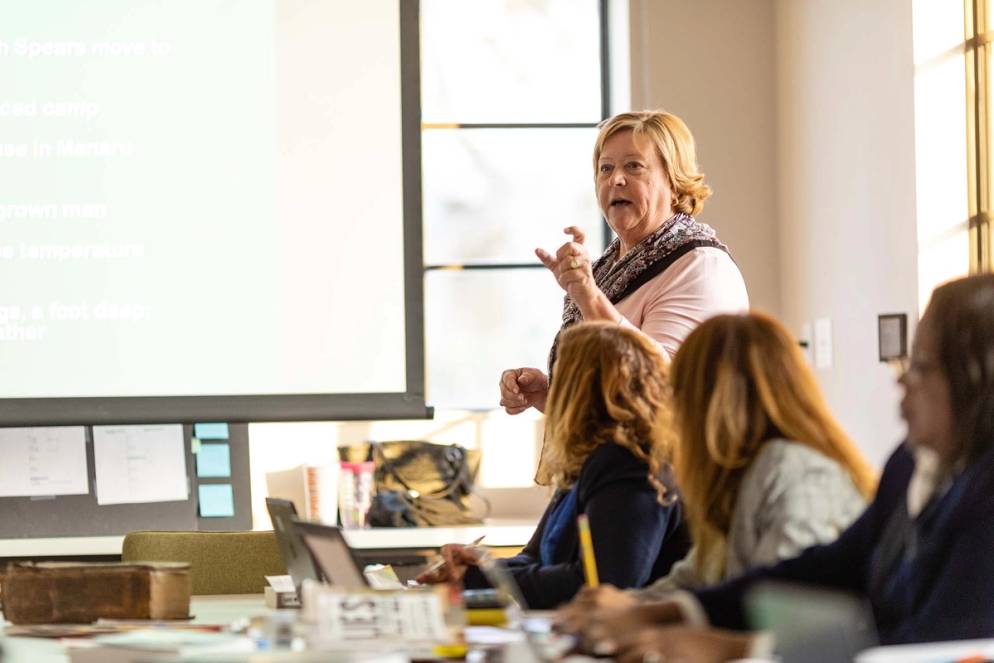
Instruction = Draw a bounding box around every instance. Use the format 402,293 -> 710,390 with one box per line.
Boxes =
1,579 -> 559,662
266,440 -> 489,530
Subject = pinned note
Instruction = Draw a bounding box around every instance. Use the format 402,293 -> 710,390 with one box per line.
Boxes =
193,423 -> 229,440
93,425 -> 188,505
0,427 -> 89,497
198,484 -> 235,517
196,443 -> 231,478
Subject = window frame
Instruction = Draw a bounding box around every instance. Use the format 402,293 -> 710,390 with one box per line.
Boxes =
420,0 -> 614,409
966,0 -> 993,272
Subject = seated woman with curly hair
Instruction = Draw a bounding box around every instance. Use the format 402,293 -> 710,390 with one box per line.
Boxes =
417,321 -> 690,609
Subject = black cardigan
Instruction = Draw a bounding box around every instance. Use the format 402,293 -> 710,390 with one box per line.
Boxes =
465,441 -> 690,609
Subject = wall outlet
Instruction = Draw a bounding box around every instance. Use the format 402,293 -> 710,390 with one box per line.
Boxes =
814,317 -> 833,369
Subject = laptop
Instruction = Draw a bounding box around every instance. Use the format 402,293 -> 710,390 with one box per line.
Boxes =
745,581 -> 879,663
265,497 -> 322,592
292,520 -> 370,590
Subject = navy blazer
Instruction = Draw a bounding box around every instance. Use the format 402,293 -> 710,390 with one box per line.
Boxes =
465,442 -> 690,609
694,442 -> 994,644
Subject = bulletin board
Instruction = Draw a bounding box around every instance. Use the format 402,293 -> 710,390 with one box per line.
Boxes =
0,423 -> 252,538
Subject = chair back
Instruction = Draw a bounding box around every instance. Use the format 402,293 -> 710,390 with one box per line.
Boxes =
122,530 -> 285,595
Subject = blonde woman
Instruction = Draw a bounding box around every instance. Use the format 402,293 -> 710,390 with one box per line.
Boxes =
417,322 -> 690,609
499,109 -> 748,417
559,312 -> 875,619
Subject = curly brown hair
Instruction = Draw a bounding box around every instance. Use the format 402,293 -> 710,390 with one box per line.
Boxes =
536,322 -> 674,502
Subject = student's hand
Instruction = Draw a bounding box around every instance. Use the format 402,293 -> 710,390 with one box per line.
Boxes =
414,543 -> 480,585
613,624 -> 756,663
570,602 -> 686,655
499,367 -> 549,414
554,585 -> 637,633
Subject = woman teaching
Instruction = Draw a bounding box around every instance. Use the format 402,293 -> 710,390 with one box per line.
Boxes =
500,109 -> 749,415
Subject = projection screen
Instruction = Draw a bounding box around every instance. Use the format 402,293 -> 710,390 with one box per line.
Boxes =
0,0 -> 429,424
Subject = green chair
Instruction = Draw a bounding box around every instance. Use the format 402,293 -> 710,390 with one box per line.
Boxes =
121,531 -> 286,595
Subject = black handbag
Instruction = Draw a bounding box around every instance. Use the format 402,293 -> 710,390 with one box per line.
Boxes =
338,440 -> 490,527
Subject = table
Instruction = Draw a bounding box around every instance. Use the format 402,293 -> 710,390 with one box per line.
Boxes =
0,595 -> 270,663
0,595 -> 545,663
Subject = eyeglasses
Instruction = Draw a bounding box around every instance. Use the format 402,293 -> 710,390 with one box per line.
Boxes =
895,356 -> 941,380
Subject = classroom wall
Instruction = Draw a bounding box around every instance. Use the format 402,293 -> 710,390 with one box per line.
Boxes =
628,0 -> 781,316
631,0 -> 920,466
773,0 -> 918,466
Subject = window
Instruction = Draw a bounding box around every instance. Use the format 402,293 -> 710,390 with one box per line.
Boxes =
420,0 -> 611,408
912,0 -> 972,309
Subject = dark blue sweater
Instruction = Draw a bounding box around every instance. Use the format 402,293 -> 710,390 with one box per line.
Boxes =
694,442 -> 994,644
465,441 -> 690,609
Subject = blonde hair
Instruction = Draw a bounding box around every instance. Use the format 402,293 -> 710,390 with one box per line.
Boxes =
594,110 -> 712,216
538,322 -> 675,502
670,313 -> 877,581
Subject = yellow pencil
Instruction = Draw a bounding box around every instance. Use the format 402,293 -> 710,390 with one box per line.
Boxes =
577,514 -> 599,588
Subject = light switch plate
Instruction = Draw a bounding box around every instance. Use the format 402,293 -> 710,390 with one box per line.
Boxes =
814,317 -> 833,369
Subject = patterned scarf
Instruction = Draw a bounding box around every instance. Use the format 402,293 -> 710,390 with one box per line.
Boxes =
546,212 -> 728,374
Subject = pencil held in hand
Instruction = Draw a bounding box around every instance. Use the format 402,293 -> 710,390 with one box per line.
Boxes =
425,534 -> 486,575
577,514 -> 599,588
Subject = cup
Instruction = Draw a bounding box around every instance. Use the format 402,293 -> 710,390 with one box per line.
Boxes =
338,461 -> 375,528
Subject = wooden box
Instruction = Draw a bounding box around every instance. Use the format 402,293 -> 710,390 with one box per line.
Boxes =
1,561 -> 191,624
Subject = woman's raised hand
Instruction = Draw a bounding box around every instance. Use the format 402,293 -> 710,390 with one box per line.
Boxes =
536,226 -> 597,305
499,367 -> 549,414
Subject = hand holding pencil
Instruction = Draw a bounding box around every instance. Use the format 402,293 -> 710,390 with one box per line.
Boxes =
414,535 -> 485,585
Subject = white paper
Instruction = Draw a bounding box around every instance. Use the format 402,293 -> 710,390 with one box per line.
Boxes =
265,575 -> 296,593
93,424 -> 188,505
302,583 -> 446,643
0,426 -> 88,497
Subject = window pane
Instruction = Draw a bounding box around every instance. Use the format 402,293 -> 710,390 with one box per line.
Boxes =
425,269 -> 565,408
423,128 -> 604,264
913,32 -> 969,309
421,0 -> 602,123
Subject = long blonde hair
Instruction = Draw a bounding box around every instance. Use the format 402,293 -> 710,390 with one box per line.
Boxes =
538,322 -> 675,501
670,313 -> 876,580
593,110 -> 712,216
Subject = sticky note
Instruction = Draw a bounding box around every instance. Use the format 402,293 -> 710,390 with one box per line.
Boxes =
196,443 -> 231,478
198,484 -> 235,517
194,423 -> 229,440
